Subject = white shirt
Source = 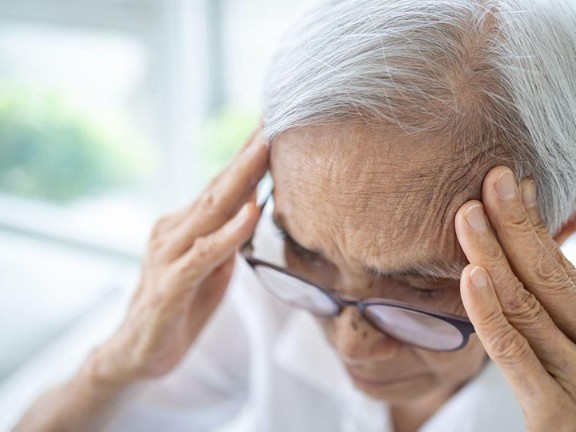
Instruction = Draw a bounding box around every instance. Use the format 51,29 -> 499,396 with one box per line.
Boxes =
100,258 -> 526,432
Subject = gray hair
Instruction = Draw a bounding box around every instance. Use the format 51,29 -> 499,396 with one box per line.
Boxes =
262,0 -> 576,235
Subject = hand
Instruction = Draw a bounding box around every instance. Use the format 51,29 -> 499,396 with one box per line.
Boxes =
88,127 -> 268,387
455,166 -> 576,432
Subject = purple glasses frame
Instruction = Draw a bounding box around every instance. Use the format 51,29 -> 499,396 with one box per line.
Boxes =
240,184 -> 476,352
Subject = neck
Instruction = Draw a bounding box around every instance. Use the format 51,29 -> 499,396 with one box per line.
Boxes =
390,384 -> 457,432
390,354 -> 489,432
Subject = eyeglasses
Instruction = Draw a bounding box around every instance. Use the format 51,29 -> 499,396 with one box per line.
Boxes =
240,185 -> 475,352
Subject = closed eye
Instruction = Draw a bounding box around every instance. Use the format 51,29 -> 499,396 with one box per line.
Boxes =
408,286 -> 446,300
277,227 -> 324,262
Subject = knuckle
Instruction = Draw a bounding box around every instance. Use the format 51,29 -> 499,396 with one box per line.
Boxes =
533,250 -> 563,280
198,188 -> 235,220
485,323 -> 532,366
150,215 -> 172,238
501,208 -> 530,230
476,306 -> 506,333
199,189 -> 218,211
482,239 -> 507,264
532,259 -> 573,294
147,235 -> 168,255
158,236 -> 222,289
192,235 -> 218,260
533,218 -> 549,234
505,286 -> 544,322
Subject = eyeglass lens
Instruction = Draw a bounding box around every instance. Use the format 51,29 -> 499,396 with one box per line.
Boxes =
364,305 -> 464,350
255,265 -> 340,316
253,264 -> 464,351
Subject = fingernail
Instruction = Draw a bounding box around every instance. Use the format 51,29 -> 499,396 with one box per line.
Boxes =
464,204 -> 487,231
470,266 -> 489,288
521,180 -> 538,208
495,170 -> 517,200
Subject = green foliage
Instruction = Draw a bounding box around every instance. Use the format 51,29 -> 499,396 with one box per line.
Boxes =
0,85 -> 149,203
200,106 -> 260,181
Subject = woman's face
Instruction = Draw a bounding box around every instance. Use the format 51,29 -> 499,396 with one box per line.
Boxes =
270,122 -> 488,405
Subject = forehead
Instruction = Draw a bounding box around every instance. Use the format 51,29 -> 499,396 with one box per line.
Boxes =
269,123 -> 480,277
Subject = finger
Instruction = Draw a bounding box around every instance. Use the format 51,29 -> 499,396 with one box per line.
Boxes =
460,264 -> 562,410
147,127 -> 264,242
480,166 -> 576,340
198,126 -> 264,202
249,188 -> 257,205
520,178 -> 576,280
181,127 -> 265,227
167,129 -> 268,258
168,202 -> 259,301
455,200 -> 576,376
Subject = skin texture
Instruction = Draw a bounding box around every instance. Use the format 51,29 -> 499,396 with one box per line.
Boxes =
270,123 -> 489,429
15,128 -> 269,432
456,172 -> 576,432
270,122 -> 576,431
16,122 -> 576,432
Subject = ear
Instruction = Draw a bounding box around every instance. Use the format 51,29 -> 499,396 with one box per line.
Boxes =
554,212 -> 576,246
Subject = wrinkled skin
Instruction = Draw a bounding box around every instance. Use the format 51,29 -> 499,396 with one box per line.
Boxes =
14,128 -> 269,432
17,122 -> 576,432
271,123 -> 576,431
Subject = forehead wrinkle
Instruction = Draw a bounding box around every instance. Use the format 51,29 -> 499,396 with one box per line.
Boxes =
422,142 -> 504,239
282,158 -> 467,268
310,214 -> 467,281
314,154 -> 448,220
275,124 -> 444,191
274,190 -> 345,258
334,161 -> 477,272
270,123 -> 500,283
331,175 -> 437,210
362,146 -> 495,274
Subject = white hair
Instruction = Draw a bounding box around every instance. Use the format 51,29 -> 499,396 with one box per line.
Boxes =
262,0 -> 576,235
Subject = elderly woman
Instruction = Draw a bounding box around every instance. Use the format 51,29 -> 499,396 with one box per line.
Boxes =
15,0 -> 576,431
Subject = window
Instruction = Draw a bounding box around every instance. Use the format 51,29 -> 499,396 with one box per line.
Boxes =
0,0 -> 313,386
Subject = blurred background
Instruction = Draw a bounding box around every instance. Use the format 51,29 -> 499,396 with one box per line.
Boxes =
0,0 -> 310,420
4,1 -> 576,429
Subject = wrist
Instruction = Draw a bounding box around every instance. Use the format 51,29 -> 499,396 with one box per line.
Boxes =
78,345 -> 138,398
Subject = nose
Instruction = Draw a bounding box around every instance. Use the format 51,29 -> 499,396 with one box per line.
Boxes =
330,306 -> 402,365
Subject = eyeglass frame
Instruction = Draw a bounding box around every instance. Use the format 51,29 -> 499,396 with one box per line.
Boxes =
239,183 -> 476,352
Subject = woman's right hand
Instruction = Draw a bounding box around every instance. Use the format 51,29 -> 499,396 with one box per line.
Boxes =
14,129 -> 268,432
86,127 -> 268,388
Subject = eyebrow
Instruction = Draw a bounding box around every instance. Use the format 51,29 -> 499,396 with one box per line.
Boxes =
273,218 -> 323,258
366,263 -> 463,281
272,217 -> 463,281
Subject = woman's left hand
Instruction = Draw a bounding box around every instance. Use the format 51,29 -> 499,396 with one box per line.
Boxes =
455,166 -> 576,432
